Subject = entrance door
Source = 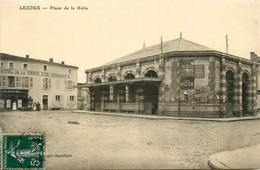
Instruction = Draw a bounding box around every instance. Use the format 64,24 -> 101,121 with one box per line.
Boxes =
242,73 -> 249,114
226,70 -> 235,116
42,95 -> 48,110
94,87 -> 102,111
144,83 -> 159,114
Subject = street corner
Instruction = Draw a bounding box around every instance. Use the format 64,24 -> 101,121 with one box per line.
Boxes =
2,132 -> 45,169
208,144 -> 260,169
208,153 -> 231,169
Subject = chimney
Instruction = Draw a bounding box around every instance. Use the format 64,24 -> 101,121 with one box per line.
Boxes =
26,55 -> 29,58
61,61 -> 65,64
49,58 -> 53,62
250,52 -> 257,61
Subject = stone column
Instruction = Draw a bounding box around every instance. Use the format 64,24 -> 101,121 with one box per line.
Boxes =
249,65 -> 257,115
118,88 -> 125,112
109,85 -> 114,101
137,86 -> 144,114
158,57 -> 165,115
85,87 -> 91,111
219,58 -> 227,117
116,66 -> 121,81
101,68 -> 106,82
86,72 -> 89,84
88,72 -> 92,83
135,62 -> 141,78
125,85 -> 129,102
90,88 -> 95,111
235,62 -> 242,116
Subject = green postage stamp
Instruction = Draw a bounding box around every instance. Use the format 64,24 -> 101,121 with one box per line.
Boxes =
2,132 -> 45,169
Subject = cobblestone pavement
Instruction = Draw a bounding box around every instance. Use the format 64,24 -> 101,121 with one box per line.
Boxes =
1,111 -> 260,169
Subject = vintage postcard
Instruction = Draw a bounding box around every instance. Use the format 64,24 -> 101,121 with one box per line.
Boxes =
0,0 -> 260,169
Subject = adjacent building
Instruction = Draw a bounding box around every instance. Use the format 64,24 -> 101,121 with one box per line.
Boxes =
79,36 -> 259,118
0,53 -> 78,111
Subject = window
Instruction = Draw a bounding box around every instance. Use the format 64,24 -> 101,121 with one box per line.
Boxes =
8,76 -> 15,87
70,96 -> 75,101
44,65 -> 48,71
1,76 -> 7,87
30,77 -> 33,88
23,63 -> 28,70
226,70 -> 235,103
56,95 -> 61,101
9,62 -> 14,69
69,69 -> 71,74
0,62 -> 4,68
43,78 -> 51,89
0,100 -> 4,108
18,100 -> 22,108
16,77 -> 21,87
67,95 -> 76,106
66,80 -> 74,90
22,77 -> 29,87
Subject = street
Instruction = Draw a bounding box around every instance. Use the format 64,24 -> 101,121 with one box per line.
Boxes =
1,111 -> 260,169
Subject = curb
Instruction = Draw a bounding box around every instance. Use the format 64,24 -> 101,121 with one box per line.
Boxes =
73,110 -> 260,122
208,154 -> 231,169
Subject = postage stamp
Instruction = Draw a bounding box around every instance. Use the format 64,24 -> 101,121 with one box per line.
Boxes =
2,132 -> 45,169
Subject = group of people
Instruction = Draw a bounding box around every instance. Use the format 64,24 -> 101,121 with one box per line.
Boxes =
32,102 -> 41,111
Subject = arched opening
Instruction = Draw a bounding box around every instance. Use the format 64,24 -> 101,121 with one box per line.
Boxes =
242,72 -> 249,114
108,75 -> 117,82
144,83 -> 159,114
226,70 -> 235,103
94,78 -> 102,83
226,70 -> 235,116
124,73 -> 135,80
144,70 -> 158,78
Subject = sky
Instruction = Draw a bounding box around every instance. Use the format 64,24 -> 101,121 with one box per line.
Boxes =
1,0 -> 260,83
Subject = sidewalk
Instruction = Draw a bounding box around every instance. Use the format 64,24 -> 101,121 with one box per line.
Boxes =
208,144 -> 260,169
73,110 -> 260,122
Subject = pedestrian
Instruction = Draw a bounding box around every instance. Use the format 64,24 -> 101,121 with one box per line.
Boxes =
12,102 -> 17,111
36,102 -> 41,111
33,102 -> 37,111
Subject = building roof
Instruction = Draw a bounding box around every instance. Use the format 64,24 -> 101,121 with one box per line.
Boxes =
0,53 -> 78,69
103,37 -> 214,66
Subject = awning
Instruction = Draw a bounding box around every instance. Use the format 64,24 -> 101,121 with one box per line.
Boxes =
76,77 -> 162,88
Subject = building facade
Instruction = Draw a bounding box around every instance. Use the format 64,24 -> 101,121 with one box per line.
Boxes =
80,37 -> 258,118
0,53 -> 78,111
77,83 -> 88,110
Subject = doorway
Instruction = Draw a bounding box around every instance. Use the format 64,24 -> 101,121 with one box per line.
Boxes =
42,95 -> 48,110
242,73 -> 249,114
93,87 -> 102,111
226,70 -> 235,116
144,83 -> 159,114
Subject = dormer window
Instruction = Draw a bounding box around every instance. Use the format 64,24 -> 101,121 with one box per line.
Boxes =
9,62 -> 14,69
44,65 -> 48,71
23,63 -> 28,70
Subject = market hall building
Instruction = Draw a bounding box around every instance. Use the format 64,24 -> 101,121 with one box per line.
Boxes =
0,53 -> 78,111
80,36 -> 259,118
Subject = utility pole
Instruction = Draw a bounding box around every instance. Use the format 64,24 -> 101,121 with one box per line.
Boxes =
161,35 -> 163,54
225,34 -> 228,54
178,62 -> 181,116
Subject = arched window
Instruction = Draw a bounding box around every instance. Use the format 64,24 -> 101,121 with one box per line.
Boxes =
94,78 -> 102,83
144,70 -> 158,78
226,70 -> 235,102
124,73 -> 135,80
108,75 -> 117,82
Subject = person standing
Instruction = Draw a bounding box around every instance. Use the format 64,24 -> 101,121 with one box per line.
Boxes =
12,102 -> 17,111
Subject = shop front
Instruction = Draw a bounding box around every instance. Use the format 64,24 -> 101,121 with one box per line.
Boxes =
0,89 -> 29,111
